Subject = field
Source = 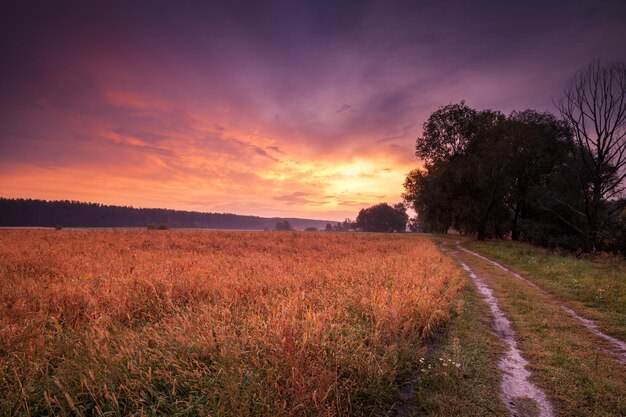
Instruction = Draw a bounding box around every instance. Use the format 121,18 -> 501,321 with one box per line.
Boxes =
0,230 -> 463,416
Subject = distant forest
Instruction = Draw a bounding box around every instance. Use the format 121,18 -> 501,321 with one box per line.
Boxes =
0,198 -> 336,231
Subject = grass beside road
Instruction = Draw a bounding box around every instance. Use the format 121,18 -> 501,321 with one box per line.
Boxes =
463,239 -> 626,340
408,285 -> 508,417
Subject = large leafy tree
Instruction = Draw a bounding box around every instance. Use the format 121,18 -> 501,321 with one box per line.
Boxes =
415,101 -> 478,167
452,110 -> 509,240
355,203 -> 408,232
406,103 -> 510,239
405,103 -> 481,234
504,111 -> 571,240
405,104 -> 572,242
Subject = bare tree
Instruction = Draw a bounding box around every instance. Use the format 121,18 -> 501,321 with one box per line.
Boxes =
556,60 -> 626,249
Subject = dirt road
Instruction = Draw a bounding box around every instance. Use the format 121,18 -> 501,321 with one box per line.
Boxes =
442,243 -> 554,417
440,240 -> 626,417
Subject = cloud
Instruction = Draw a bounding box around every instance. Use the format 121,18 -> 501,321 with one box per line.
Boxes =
1,0 -> 626,219
336,104 -> 353,113
108,127 -> 170,144
273,191 -> 325,205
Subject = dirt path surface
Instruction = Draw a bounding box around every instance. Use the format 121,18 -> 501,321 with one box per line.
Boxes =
442,244 -> 555,417
457,243 -> 626,365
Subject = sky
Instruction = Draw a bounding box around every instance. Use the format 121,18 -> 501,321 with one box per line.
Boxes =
1,0 -> 626,220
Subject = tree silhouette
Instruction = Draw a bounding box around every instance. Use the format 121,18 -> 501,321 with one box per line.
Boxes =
356,203 -> 407,232
275,220 -> 293,231
556,61 -> 626,250
405,104 -> 576,245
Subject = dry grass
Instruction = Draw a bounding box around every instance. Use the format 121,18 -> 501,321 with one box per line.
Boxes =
0,230 -> 463,416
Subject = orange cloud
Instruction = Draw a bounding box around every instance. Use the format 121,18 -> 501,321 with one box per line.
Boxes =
1,88 -> 419,220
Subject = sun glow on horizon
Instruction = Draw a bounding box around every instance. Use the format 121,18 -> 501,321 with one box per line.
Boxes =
0,118 -> 416,220
3,1 -> 622,220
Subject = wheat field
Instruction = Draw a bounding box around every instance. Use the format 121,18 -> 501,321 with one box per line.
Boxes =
0,230 -> 463,416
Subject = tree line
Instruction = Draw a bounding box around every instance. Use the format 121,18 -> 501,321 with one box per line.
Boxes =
0,198 -> 335,231
272,204 -> 410,233
403,61 -> 626,253
0,197 -> 412,233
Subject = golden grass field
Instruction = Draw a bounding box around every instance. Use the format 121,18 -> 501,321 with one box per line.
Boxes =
0,230 -> 463,416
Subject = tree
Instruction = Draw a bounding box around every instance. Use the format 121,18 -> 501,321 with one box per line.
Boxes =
409,104 -> 509,239
406,92 -> 626,252
405,103 -> 484,235
406,104 -> 572,242
332,219 -> 355,231
407,217 -> 420,232
504,111 -> 571,240
355,203 -> 407,232
556,61 -> 626,250
454,109 -> 508,240
415,101 -> 478,167
403,168 -> 454,233
275,220 -> 292,231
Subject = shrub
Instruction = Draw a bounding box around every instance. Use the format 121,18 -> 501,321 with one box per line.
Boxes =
275,220 -> 292,231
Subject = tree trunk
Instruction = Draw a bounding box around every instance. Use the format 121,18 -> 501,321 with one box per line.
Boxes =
511,202 -> 522,241
477,219 -> 487,241
587,180 -> 602,252
495,221 -> 503,239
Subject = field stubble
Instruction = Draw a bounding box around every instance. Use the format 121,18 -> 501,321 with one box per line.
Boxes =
0,230 -> 463,416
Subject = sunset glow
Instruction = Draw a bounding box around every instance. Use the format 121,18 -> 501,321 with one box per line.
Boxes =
2,1 -> 626,220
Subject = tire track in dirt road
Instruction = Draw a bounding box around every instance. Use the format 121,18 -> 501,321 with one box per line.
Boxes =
457,243 -> 626,365
441,243 -> 555,417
